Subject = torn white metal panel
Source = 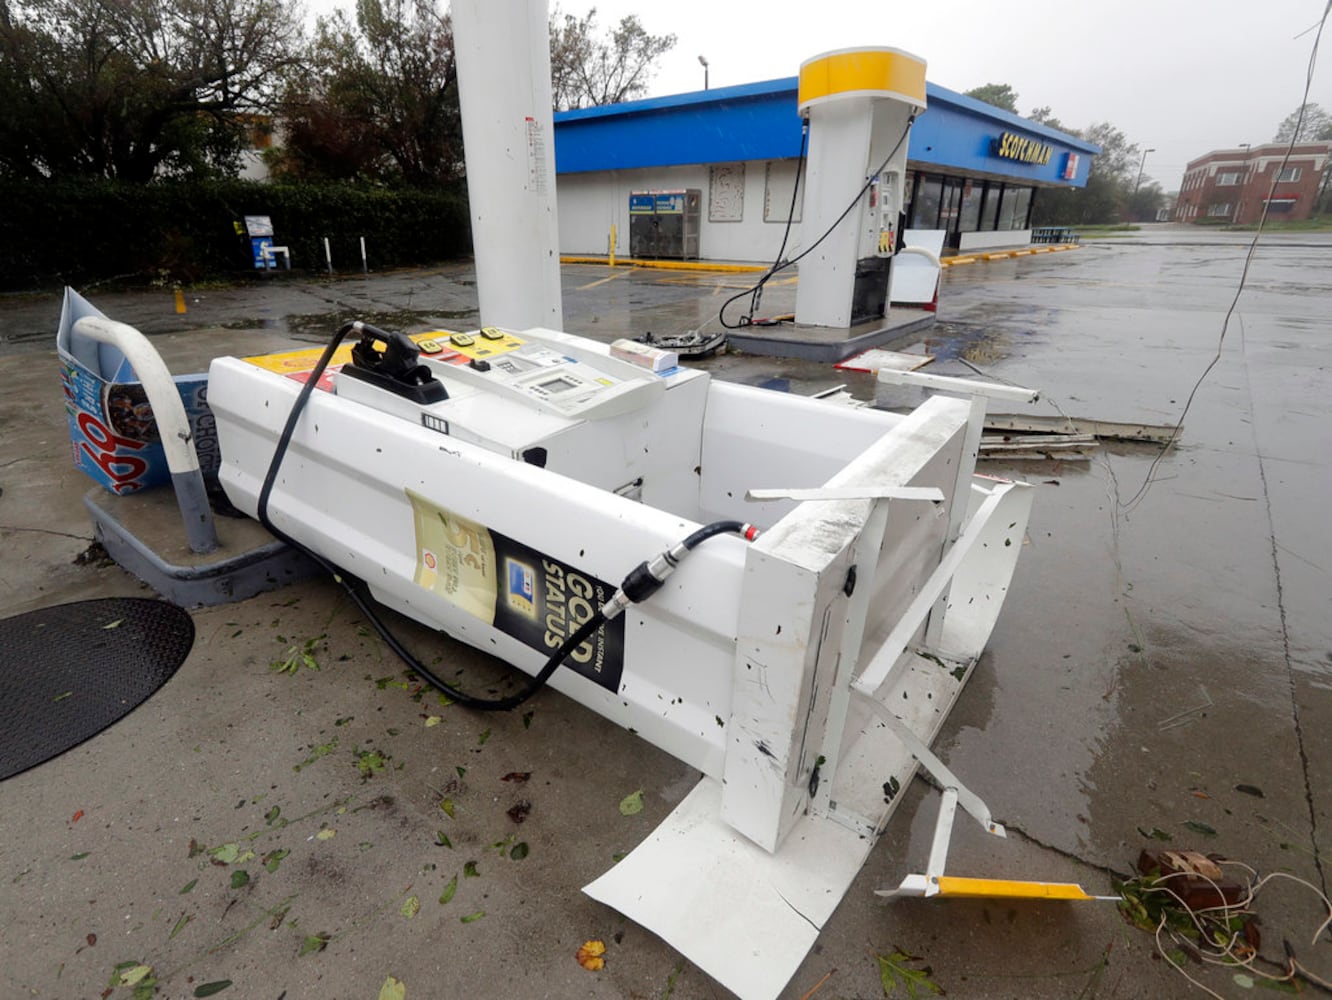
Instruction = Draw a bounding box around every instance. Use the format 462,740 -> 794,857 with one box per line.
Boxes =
584,777 -> 873,1000
698,381 -> 901,526
722,396 -> 970,852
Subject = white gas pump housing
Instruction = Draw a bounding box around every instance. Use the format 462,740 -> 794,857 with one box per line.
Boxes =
207,322 -> 1033,999
794,47 -> 927,329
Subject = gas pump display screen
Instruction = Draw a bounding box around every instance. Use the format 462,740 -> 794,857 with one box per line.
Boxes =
538,376 -> 580,393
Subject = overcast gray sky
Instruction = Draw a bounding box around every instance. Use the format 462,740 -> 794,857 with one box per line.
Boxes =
596,0 -> 1331,190
313,1 -> 1332,192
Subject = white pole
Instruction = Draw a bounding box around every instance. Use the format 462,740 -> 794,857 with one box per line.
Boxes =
452,0 -> 563,330
324,237 -> 333,275
360,236 -> 368,273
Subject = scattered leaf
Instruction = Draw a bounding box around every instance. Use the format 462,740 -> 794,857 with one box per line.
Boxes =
293,739 -> 338,772
118,965 -> 154,986
263,849 -> 290,873
501,771 -> 531,783
378,976 -> 406,1000
230,870 -> 250,889
69,852 -> 89,860
611,851 -> 627,863
477,728 -> 491,746
455,766 -> 466,779
1183,820 -> 1217,837
1137,826 -> 1172,841
316,829 -> 336,841
265,805 -> 281,824
102,619 -> 123,630
1235,784 -> 1264,798
434,831 -> 453,849
522,711 -> 533,729
353,747 -> 388,779
507,800 -> 531,824
169,913 -> 192,940
53,691 -> 73,703
576,939 -> 607,971
209,843 -> 240,864
1190,791 -> 1211,800
439,875 -> 458,905
424,716 -> 441,728
440,799 -> 455,819
1233,973 -> 1255,989
618,789 -> 644,816
400,895 -> 420,919
72,810 -> 84,823
509,842 -> 530,861
460,911 -> 485,924
87,934 -> 97,947
299,933 -> 330,956
463,861 -> 479,878
194,982 -> 234,997
875,949 -> 942,997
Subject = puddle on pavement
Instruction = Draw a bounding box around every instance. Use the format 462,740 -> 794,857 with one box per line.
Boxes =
919,323 -> 1013,364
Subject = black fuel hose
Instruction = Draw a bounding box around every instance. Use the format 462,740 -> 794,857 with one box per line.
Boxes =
254,321 -> 758,711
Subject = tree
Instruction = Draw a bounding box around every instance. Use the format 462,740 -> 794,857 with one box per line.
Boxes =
1273,102 -> 1332,143
272,0 -> 462,187
549,6 -> 675,111
0,0 -> 301,182
1028,106 -> 1068,133
1029,121 -> 1149,225
963,82 -> 1019,114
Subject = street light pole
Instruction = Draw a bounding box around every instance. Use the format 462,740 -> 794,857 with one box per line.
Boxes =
1132,147 -> 1156,197
698,55 -> 709,90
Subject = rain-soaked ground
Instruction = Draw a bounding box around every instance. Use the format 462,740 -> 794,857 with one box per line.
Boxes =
1,225 -> 1329,999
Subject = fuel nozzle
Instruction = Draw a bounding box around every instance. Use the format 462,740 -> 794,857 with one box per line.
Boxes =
342,322 -> 447,404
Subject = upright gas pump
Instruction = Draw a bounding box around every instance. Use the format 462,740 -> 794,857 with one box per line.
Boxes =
794,47 -> 926,329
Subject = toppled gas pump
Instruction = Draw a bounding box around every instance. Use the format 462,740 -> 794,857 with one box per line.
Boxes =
206,316 -> 1036,1000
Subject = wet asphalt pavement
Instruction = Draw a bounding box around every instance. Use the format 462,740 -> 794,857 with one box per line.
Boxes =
1,224 -> 1329,998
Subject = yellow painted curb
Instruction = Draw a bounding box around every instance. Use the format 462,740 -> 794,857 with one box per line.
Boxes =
944,256 -> 978,266
561,255 -> 766,273
982,251 -> 1015,261
1012,249 -> 1035,256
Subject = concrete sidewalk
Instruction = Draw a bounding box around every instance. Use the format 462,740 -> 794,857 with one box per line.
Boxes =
1,239 -> 1329,999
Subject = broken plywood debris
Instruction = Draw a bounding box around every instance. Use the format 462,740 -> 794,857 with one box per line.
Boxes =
984,414 -> 1178,444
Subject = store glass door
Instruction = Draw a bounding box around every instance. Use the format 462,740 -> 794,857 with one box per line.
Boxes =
939,178 -> 965,250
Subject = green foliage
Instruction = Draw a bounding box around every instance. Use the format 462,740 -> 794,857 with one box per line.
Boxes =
549,6 -> 676,110
0,178 -> 470,290
1029,120 -> 1161,226
963,82 -> 1019,114
875,949 -> 943,997
0,0 -> 301,183
271,0 -> 462,187
271,634 -> 326,675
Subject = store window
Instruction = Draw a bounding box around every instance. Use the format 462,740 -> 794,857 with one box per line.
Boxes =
997,186 -> 1032,230
981,184 -> 1002,230
958,180 -> 982,232
912,175 -> 943,229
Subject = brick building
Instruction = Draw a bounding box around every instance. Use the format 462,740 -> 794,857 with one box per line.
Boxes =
1175,142 -> 1331,224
